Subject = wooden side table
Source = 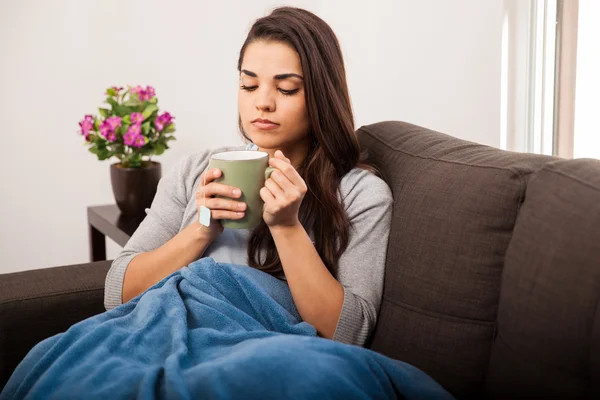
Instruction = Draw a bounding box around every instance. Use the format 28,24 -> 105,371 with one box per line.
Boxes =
87,205 -> 145,262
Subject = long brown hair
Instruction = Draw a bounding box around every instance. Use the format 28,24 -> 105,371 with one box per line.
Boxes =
237,7 -> 374,274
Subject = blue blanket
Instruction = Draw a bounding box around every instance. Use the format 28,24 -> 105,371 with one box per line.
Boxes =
2,258 -> 454,400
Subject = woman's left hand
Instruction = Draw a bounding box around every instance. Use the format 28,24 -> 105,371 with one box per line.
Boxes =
260,150 -> 307,228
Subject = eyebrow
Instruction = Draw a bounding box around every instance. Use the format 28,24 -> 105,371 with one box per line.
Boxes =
241,69 -> 304,81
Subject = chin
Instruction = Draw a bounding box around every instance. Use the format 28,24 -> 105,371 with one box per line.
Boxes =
245,129 -> 282,149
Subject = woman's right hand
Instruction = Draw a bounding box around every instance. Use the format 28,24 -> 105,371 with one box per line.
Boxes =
195,168 -> 246,240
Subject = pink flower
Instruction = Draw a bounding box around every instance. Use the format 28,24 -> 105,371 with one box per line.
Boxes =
97,117 -> 120,142
106,116 -> 122,130
127,123 -> 141,136
133,135 -> 146,148
124,131 -> 145,148
111,86 -> 123,93
145,86 -> 156,99
124,122 -> 145,148
99,120 -> 111,138
130,85 -> 143,96
79,115 -> 94,138
131,85 -> 156,101
124,132 -> 136,147
98,120 -> 117,142
130,112 -> 144,124
154,112 -> 174,132
139,86 -> 156,102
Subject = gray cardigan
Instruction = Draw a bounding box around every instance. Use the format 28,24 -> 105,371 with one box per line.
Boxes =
104,145 -> 393,346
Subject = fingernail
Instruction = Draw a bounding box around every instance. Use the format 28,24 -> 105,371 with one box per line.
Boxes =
233,189 -> 241,196
236,212 -> 244,217
214,169 -> 220,177
238,203 -> 246,210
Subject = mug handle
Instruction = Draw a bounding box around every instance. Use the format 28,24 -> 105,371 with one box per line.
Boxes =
265,166 -> 275,180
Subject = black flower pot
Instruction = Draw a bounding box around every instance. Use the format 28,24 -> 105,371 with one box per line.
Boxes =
110,161 -> 162,216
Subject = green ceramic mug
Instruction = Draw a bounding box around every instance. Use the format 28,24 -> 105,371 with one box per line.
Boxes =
208,150 -> 275,230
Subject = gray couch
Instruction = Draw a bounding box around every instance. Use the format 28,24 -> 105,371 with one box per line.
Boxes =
2,121 -> 599,398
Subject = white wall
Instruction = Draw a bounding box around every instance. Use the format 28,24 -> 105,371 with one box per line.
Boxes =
0,0 -> 504,273
320,0 -> 503,144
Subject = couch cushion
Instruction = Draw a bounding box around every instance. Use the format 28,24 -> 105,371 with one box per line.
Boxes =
357,121 -> 555,399
0,260 -> 111,388
485,158 -> 600,399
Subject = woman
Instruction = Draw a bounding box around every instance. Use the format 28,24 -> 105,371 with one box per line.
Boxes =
3,8 -> 454,400
104,6 -> 393,347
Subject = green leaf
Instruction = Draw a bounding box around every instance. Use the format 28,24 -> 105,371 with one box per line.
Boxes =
154,144 -> 166,155
106,97 -> 133,117
106,88 -> 117,97
142,104 -> 159,119
97,149 -> 110,160
105,97 -> 118,108
142,121 -> 150,135
149,97 -> 158,104
94,118 -> 101,130
123,94 -> 141,107
123,115 -> 131,124
128,152 -> 143,168
165,135 -> 177,141
88,146 -> 99,155
112,143 -> 125,155
163,123 -> 176,134
98,108 -> 110,118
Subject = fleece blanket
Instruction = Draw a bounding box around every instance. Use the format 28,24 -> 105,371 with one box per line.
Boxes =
1,258 -> 454,400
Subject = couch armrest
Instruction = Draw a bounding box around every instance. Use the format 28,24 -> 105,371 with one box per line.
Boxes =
0,260 -> 111,388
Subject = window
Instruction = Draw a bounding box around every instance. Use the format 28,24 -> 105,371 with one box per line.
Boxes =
573,0 -> 600,159
503,0 -> 598,159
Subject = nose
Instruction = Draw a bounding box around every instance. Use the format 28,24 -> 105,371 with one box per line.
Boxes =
255,88 -> 276,112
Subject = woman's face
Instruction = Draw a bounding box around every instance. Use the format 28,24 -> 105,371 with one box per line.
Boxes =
238,40 -> 310,161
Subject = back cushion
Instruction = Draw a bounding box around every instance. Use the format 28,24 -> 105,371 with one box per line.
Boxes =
485,158 -> 600,399
357,121 -> 554,399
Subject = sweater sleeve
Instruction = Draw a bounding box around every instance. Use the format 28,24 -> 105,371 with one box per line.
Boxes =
332,169 -> 393,346
103,151 -> 210,310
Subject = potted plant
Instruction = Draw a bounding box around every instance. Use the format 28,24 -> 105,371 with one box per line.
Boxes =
78,85 -> 176,215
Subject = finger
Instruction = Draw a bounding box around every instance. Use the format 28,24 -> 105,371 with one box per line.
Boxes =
260,186 -> 276,204
196,169 -> 224,201
268,158 -> 303,186
199,168 -> 222,187
211,209 -> 246,220
206,197 -> 247,212
269,168 -> 295,193
264,177 -> 285,199
203,182 -> 242,199
196,186 -> 242,205
275,150 -> 291,164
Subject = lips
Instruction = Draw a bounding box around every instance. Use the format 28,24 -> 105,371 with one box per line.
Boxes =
251,118 -> 279,131
252,118 -> 278,125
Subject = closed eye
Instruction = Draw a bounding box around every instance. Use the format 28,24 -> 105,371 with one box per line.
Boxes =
240,85 -> 300,96
279,88 -> 300,96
